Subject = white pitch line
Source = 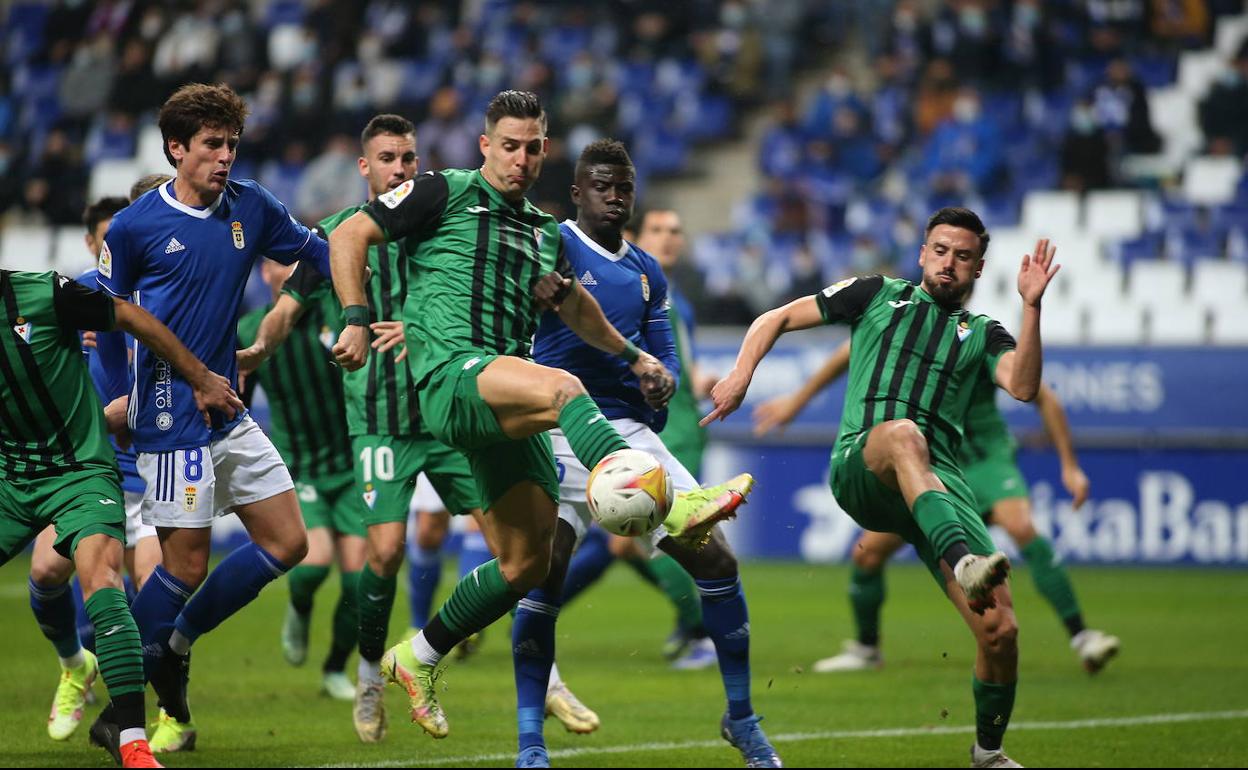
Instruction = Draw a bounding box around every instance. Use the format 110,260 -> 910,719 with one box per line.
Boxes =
318,708 -> 1248,768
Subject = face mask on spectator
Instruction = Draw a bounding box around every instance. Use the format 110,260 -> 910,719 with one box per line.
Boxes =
953,96 -> 980,123
1070,107 -> 1097,134
960,7 -> 988,36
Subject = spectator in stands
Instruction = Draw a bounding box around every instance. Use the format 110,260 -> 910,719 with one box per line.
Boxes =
882,0 -> 927,84
295,134 -> 361,223
57,34 -> 117,120
417,86 -> 480,170
110,40 -> 163,118
1084,0 -> 1151,55
759,98 -> 806,180
920,87 -> 1004,197
1093,57 -> 1162,154
1002,0 -> 1064,93
914,58 -> 959,136
804,67 -> 867,141
24,128 -> 87,226
1198,40 -> 1248,156
922,0 -> 1003,87
1150,0 -> 1211,49
1060,97 -> 1113,192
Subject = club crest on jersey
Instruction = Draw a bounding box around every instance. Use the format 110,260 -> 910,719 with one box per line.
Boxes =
821,277 -> 856,297
12,317 -> 33,343
957,321 -> 973,342
99,241 -> 113,278
362,484 -> 378,509
231,221 -> 245,250
640,273 -> 650,301
184,486 -> 197,512
379,179 -> 414,209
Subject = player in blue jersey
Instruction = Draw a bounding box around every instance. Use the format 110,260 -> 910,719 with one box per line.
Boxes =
92,83 -> 334,753
26,195 -> 163,743
514,140 -> 781,768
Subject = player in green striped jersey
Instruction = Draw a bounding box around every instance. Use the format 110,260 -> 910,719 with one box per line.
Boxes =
237,114 -> 494,743
707,208 -> 1060,767
754,339 -> 1120,675
328,91 -> 744,741
238,257 -> 361,701
2,269 -> 241,767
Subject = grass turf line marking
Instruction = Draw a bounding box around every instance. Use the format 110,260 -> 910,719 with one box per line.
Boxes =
319,708 -> 1248,767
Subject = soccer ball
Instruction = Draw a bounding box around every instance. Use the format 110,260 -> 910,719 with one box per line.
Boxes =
586,449 -> 674,537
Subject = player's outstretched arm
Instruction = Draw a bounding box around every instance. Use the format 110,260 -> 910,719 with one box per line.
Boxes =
329,212 -> 384,371
702,295 -> 825,426
557,281 -> 674,400
113,299 -> 243,421
752,339 -> 851,436
237,293 -> 307,375
1034,383 -> 1090,509
995,238 -> 1059,402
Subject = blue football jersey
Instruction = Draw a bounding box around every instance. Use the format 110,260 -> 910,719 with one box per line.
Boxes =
532,221 -> 679,431
97,179 -> 330,452
76,268 -> 142,493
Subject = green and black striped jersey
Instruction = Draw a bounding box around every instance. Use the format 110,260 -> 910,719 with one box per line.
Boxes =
283,203 -> 423,437
0,270 -> 118,479
958,372 -> 1016,464
237,300 -> 351,480
362,169 -> 569,384
816,275 -> 1016,466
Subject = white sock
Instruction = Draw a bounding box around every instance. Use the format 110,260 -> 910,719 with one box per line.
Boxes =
60,650 -> 87,669
953,553 -> 976,581
410,630 -> 443,666
358,657 -> 382,684
119,727 -> 147,746
547,661 -> 563,692
168,629 -> 192,656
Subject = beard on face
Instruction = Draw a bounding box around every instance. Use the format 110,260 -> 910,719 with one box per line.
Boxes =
924,272 -> 972,309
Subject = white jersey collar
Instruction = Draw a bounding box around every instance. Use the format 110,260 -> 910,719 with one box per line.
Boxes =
563,219 -> 629,262
159,180 -> 224,219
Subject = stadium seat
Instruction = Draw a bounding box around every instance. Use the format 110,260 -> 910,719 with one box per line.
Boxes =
1038,295 -> 1083,345
1210,302 -> 1248,344
1127,260 -> 1187,308
1064,260 -> 1125,306
1177,49 -> 1225,100
51,225 -> 92,276
0,226 -> 54,271
136,125 -> 169,173
1182,156 -> 1243,207
1086,302 -> 1146,345
1214,13 -> 1248,58
1191,259 -> 1248,307
1149,304 -> 1208,344
1147,87 -> 1201,164
1084,190 -> 1144,240
1021,191 -> 1080,235
89,158 -> 143,201
966,288 -> 1018,332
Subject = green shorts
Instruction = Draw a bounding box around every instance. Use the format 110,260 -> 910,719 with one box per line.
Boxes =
417,353 -> 560,510
829,431 -> 996,585
352,434 -> 480,526
962,446 -> 1029,518
296,471 -> 365,537
0,469 -> 126,565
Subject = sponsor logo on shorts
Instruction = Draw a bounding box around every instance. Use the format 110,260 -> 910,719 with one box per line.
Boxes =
462,356 -> 482,371
184,485 -> 197,512
363,484 -> 377,509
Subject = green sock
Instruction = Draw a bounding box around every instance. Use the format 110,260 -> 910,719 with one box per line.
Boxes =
357,565 -> 396,663
288,564 -> 331,615
557,394 -> 629,469
973,676 -> 1017,751
1020,537 -> 1083,633
83,588 -> 144,699
912,490 -> 970,567
849,566 -> 885,647
436,559 -> 523,638
324,570 -> 360,673
629,554 -> 702,632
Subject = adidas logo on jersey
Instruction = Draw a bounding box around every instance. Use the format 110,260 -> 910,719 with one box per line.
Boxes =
578,270 -> 598,287
165,237 -> 186,254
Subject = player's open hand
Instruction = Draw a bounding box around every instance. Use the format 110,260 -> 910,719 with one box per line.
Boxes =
1062,464 -> 1090,510
532,271 -> 573,312
701,369 -> 750,427
1018,237 -> 1059,307
370,320 -> 407,362
190,370 -> 244,425
333,324 -> 370,371
751,393 -> 801,437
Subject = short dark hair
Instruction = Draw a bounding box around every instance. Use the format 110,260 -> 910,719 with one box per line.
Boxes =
485,90 -> 546,134
634,207 -> 676,231
83,196 -> 129,234
129,173 -> 172,201
575,139 -> 633,179
925,207 -> 990,257
158,83 -> 249,168
361,114 -> 416,150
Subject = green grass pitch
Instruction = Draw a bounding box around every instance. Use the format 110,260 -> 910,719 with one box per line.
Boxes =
1,558 -> 1245,767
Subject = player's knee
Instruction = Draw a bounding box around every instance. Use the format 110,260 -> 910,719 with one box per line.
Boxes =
980,613 -> 1020,660
852,545 -> 887,573
274,533 -> 309,568
76,560 -> 124,598
500,548 -> 552,593
370,539 -> 406,577
416,514 -> 449,549
885,420 -> 929,463
29,554 -> 74,587
551,371 -> 587,410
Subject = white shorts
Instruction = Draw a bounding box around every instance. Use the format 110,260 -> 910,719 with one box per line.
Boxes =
408,473 -> 447,515
137,416 -> 294,529
123,490 -> 156,545
551,418 -> 697,551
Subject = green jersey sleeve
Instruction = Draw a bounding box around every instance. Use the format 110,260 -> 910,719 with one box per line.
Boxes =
53,273 -> 115,332
982,319 -> 1017,380
815,275 -> 884,325
363,171 -> 450,242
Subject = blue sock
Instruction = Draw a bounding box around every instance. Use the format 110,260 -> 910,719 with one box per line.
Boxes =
175,543 -> 288,645
458,530 -> 493,580
697,577 -> 753,720
131,566 -> 193,680
512,588 -> 560,752
29,578 -> 82,660
71,578 -> 96,653
561,527 -> 614,606
407,546 -> 442,630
